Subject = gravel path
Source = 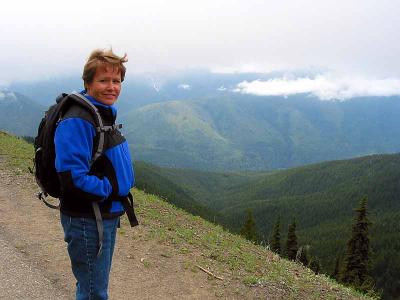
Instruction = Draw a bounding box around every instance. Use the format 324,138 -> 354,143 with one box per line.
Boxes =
0,234 -> 70,300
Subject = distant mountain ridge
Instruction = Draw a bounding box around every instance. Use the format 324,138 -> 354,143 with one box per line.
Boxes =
0,90 -> 44,136
8,70 -> 282,107
6,72 -> 400,171
123,94 -> 400,170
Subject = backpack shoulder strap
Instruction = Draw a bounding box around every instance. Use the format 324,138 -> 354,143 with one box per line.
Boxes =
67,93 -> 106,165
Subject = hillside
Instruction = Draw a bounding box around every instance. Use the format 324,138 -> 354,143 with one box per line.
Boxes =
134,156 -> 400,299
219,154 -> 400,299
0,90 -> 44,136
123,94 -> 400,171
0,131 -> 373,299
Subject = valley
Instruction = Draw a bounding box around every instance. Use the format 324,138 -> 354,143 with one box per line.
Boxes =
2,71 -> 400,298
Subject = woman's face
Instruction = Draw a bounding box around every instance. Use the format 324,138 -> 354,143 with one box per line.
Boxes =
86,65 -> 122,105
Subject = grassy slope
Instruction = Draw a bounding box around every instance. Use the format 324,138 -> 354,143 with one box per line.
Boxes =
123,100 -> 240,170
0,131 -> 374,299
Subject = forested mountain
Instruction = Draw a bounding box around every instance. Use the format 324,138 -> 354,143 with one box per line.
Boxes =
134,154 -> 400,299
0,90 -> 44,136
134,161 -> 269,222
124,94 -> 400,171
9,72 -> 400,172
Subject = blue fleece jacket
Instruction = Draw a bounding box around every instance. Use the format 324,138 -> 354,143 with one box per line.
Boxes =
54,92 -> 134,218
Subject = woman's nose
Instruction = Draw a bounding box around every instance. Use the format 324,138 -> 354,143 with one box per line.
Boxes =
105,81 -> 114,89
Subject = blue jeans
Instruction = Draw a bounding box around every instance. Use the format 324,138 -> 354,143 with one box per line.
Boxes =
61,213 -> 119,300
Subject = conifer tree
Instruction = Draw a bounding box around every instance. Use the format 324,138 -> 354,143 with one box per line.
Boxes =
342,196 -> 373,291
309,257 -> 321,274
240,210 -> 258,242
285,218 -> 298,261
332,254 -> 342,281
296,245 -> 309,266
269,216 -> 281,255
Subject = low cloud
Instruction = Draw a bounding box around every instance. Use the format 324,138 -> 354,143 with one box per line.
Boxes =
235,75 -> 400,100
217,86 -> 227,91
178,84 -> 191,90
0,90 -> 17,102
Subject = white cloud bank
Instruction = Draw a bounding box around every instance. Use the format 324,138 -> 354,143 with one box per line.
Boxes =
235,75 -> 400,100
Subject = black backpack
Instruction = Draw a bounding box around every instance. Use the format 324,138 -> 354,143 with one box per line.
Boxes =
34,93 -> 106,204
33,92 -> 138,256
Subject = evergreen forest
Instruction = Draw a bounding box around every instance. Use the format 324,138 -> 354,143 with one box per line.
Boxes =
135,154 -> 400,299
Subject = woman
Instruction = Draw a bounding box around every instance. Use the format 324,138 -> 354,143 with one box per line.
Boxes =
54,49 -> 135,300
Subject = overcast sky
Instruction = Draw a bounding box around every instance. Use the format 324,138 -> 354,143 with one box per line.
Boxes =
1,0 -> 399,85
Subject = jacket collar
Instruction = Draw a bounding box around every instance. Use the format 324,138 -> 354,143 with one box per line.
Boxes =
80,90 -> 117,117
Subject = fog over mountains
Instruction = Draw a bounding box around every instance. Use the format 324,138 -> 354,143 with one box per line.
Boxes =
4,71 -> 400,170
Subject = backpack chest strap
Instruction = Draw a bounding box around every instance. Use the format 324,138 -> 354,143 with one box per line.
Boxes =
96,124 -> 122,133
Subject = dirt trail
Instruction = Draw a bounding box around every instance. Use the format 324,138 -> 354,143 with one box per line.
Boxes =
0,233 -> 70,299
0,164 -> 251,300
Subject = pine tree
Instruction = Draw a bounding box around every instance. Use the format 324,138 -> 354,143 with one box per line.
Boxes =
296,245 -> 309,266
332,253 -> 342,281
342,196 -> 373,291
309,257 -> 321,274
285,218 -> 298,261
240,210 -> 258,242
269,216 -> 281,255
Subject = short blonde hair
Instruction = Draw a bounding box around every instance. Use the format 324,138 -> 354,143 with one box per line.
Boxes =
82,49 -> 128,89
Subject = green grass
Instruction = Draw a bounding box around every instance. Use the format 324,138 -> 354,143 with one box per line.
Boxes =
0,131 -> 34,172
0,131 -> 375,300
133,189 -> 375,299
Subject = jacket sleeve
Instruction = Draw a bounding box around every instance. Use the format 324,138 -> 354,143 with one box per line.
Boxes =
54,117 -> 113,201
